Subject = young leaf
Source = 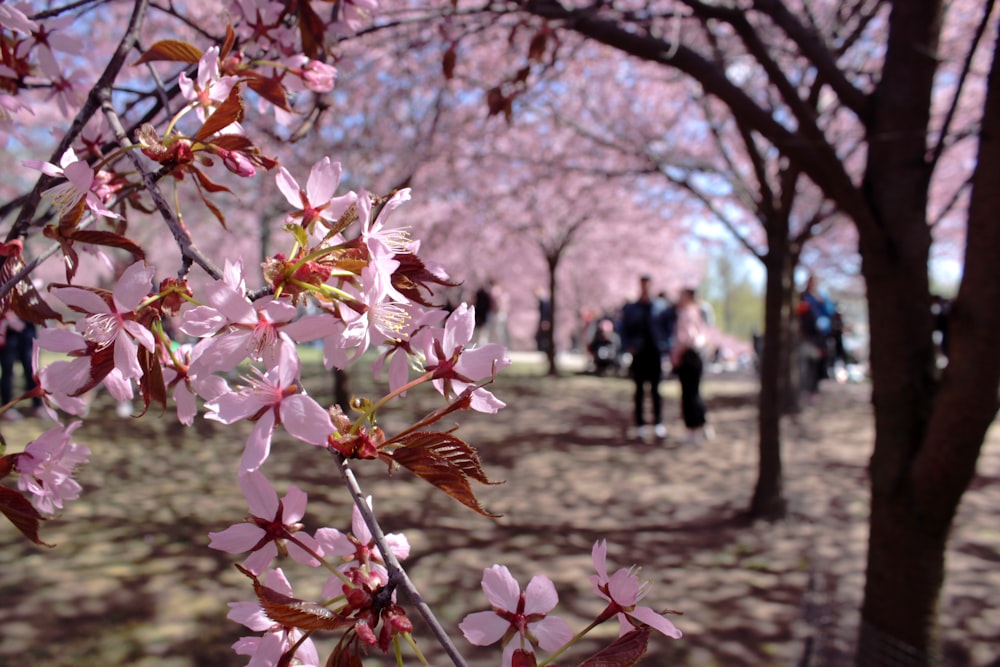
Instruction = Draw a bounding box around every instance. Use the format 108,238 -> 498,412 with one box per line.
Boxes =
194,82 -> 246,141
66,230 -> 145,262
0,486 -> 52,547
245,72 -> 292,112
134,40 -> 203,65
236,564 -> 354,632
576,627 -> 651,667
388,431 -> 500,517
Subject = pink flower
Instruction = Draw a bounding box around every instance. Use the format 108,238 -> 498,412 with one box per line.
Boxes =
208,471 -> 321,575
589,539 -> 682,639
178,46 -> 240,126
180,261 -> 322,375
16,421 -> 90,515
160,340 -> 228,425
459,565 -> 572,667
315,496 -> 409,597
227,568 -> 320,666
275,157 -> 355,229
23,147 -> 121,220
50,261 -> 156,386
370,305 -> 446,394
420,303 -> 511,413
359,187 -> 415,256
204,343 -> 333,472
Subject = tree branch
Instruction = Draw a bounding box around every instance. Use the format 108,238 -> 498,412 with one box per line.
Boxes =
334,454 -> 471,667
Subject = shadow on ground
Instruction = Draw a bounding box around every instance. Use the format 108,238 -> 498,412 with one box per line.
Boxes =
1,362 -> 998,667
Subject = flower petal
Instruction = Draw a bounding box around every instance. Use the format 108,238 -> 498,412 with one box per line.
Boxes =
531,615 -> 574,652
239,470 -> 279,518
524,575 -> 559,615
630,605 -> 682,639
459,610 -> 509,647
481,564 -> 520,611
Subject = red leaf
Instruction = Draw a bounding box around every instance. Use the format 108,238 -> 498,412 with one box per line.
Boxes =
246,72 -> 292,112
195,82 -> 245,141
237,564 -> 354,632
138,344 -> 168,416
388,431 -> 500,517
0,486 -> 52,546
576,627 -> 651,667
65,230 -> 145,262
134,40 -> 203,65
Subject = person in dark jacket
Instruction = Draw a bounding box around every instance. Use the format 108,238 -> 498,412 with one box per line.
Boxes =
620,275 -> 675,440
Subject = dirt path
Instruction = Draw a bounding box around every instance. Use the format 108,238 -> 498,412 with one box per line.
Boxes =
1,362 -> 997,666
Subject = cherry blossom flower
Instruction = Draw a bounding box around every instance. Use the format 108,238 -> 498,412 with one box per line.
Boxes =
49,261 -> 156,387
160,340 -> 228,425
23,147 -> 122,220
178,46 -> 241,128
204,343 -> 333,472
370,305 -> 446,393
314,496 -> 410,597
275,157 -> 355,229
589,539 -> 682,639
419,303 -> 511,413
459,565 -> 573,667
325,260 -> 410,369
208,470 -> 321,574
359,187 -> 415,256
15,421 -> 90,515
227,567 -> 320,667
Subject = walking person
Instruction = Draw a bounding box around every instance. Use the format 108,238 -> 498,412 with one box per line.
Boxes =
620,274 -> 675,440
672,287 -> 713,443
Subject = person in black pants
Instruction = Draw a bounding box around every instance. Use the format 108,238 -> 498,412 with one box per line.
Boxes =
619,275 -> 675,440
1,314 -> 43,420
671,287 -> 714,443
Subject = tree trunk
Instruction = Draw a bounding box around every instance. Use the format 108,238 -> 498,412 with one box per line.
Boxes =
857,3 -> 1000,666
749,237 -> 796,519
544,254 -> 559,376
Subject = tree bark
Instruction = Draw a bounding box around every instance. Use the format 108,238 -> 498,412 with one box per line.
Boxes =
858,10 -> 1000,663
750,228 -> 796,519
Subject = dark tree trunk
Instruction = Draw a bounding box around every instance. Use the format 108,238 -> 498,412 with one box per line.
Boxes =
544,254 -> 559,376
858,11 -> 1000,663
750,228 -> 797,519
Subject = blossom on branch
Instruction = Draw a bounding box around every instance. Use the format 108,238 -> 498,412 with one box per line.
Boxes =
275,157 -> 355,230
208,470 -> 321,575
459,564 -> 572,667
315,495 -> 410,597
204,343 -> 333,472
23,147 -> 122,220
419,303 -> 511,413
590,539 -> 682,639
15,421 -> 90,515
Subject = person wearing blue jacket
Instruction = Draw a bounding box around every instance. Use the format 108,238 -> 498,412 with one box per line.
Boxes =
620,275 -> 676,440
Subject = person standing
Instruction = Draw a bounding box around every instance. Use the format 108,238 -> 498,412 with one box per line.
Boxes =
797,275 -> 834,402
620,275 -> 675,440
672,287 -> 713,443
534,286 -> 553,355
0,313 -> 43,420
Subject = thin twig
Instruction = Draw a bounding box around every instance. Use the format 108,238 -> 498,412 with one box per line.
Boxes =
97,94 -> 223,281
334,454 -> 471,667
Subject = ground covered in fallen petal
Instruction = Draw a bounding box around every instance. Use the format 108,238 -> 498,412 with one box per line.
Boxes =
1,354 -> 998,667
